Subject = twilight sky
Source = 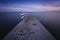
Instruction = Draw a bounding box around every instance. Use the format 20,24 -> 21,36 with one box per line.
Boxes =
0,0 -> 60,12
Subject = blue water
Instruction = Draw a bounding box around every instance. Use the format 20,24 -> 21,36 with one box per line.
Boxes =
0,12 -> 60,40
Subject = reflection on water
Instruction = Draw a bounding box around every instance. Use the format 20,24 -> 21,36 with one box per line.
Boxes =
0,12 -> 60,40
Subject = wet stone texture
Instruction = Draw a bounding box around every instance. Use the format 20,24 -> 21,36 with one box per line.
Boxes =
2,16 -> 56,40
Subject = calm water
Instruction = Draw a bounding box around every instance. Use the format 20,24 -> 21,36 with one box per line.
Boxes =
0,12 -> 60,40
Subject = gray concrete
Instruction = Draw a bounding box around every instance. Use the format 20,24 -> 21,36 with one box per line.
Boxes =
2,16 -> 55,40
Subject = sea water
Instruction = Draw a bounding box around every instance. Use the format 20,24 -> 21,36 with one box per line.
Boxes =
0,12 -> 60,40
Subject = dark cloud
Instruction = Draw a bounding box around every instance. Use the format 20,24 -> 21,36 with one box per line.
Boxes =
0,0 -> 59,3
0,0 -> 60,6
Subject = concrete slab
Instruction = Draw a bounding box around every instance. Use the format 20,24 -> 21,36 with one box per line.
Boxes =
2,16 -> 56,40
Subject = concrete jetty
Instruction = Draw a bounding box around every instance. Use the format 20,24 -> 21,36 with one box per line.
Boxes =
2,16 -> 55,40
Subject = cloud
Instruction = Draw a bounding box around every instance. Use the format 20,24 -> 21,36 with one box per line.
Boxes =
0,0 -> 60,12
0,0 -> 60,6
0,6 -> 60,12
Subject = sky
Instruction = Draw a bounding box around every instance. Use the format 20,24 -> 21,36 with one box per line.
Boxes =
0,0 -> 60,12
